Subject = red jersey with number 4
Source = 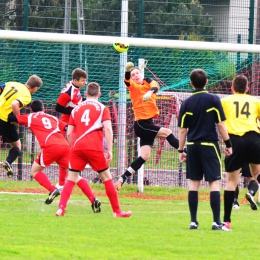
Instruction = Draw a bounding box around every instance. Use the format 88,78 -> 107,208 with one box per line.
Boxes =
56,81 -> 83,123
16,112 -> 68,148
69,99 -> 111,151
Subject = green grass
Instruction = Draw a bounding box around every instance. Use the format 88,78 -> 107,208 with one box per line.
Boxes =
0,182 -> 258,260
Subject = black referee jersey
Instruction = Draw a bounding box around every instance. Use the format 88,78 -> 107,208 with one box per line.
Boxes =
178,90 -> 226,142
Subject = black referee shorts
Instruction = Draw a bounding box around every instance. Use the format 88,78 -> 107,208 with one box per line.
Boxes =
225,131 -> 260,172
186,141 -> 222,182
240,164 -> 252,178
0,119 -> 19,143
134,119 -> 161,147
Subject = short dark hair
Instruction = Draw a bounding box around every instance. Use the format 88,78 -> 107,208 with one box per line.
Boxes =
190,69 -> 207,89
72,68 -> 88,81
232,75 -> 248,93
87,82 -> 100,97
31,99 -> 44,112
26,75 -> 43,89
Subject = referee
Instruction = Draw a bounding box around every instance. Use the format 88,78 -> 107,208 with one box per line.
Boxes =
221,74 -> 260,230
178,69 -> 232,231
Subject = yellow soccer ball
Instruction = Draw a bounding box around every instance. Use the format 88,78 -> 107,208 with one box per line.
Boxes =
113,39 -> 129,53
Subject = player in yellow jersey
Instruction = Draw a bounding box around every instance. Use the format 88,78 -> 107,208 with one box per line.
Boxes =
233,164 -> 259,210
116,62 -> 180,190
221,74 -> 260,231
0,75 -> 42,177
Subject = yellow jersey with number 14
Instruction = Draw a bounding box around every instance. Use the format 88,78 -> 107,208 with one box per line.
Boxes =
221,93 -> 260,136
0,82 -> 31,122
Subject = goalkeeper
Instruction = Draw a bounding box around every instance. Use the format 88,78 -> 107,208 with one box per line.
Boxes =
116,62 -> 181,191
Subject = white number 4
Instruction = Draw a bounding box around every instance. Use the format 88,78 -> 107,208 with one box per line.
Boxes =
81,109 -> 90,125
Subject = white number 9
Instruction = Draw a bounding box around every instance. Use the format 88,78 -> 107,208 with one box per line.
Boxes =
42,117 -> 52,129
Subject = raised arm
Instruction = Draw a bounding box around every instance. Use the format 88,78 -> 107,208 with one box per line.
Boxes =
124,62 -> 134,87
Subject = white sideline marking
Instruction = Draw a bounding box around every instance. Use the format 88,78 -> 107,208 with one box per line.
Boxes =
0,191 -> 45,195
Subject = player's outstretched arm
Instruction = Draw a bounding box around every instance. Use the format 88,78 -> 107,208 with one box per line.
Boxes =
125,62 -> 134,72
55,103 -> 72,115
11,100 -> 22,116
178,127 -> 187,162
103,120 -> 113,164
143,80 -> 159,102
124,62 -> 134,82
217,121 -> 232,156
67,125 -> 75,146
7,113 -> 18,123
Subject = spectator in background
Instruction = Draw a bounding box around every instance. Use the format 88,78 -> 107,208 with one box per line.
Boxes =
221,75 -> 260,230
178,69 -> 232,231
116,62 -> 179,191
0,75 -> 42,178
56,82 -> 131,218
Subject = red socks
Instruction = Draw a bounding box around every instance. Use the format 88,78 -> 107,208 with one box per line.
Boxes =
103,179 -> 120,213
34,171 -> 56,192
58,167 -> 67,186
59,180 -> 75,210
77,179 -> 95,203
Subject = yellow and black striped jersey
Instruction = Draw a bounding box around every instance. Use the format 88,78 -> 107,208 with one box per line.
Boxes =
221,93 -> 260,136
0,82 -> 31,122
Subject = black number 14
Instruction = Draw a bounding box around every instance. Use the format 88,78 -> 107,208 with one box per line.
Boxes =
233,101 -> 251,118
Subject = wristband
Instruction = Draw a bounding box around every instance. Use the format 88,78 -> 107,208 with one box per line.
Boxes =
178,149 -> 184,153
224,139 -> 232,148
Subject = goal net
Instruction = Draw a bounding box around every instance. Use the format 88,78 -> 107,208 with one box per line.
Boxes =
1,30 -> 260,195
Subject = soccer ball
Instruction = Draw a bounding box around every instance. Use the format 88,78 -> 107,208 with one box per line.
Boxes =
113,39 -> 129,53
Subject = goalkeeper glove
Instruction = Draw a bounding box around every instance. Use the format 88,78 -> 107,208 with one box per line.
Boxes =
143,90 -> 154,102
125,62 -> 134,72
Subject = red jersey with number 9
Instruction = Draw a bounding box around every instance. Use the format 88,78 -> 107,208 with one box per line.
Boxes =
16,112 -> 68,148
69,99 -> 111,151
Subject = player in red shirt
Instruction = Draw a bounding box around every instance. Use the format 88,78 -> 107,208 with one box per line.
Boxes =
55,68 -> 87,124
9,100 -> 101,211
55,68 -> 87,191
56,82 -> 132,218
55,68 -> 101,210
8,99 -> 69,204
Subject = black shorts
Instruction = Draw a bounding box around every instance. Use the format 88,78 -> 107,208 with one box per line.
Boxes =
0,119 -> 19,143
240,164 -> 252,178
134,119 -> 161,147
186,141 -> 221,182
225,131 -> 260,172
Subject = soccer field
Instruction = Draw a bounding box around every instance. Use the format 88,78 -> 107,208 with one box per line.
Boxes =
0,182 -> 259,260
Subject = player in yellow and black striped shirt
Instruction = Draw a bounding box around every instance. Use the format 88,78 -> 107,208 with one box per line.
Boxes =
0,75 -> 42,178
221,74 -> 260,230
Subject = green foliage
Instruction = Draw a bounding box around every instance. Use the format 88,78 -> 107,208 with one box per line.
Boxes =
28,1 -> 65,33
0,1 -> 214,40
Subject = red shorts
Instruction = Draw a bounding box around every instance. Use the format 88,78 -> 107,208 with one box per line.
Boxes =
69,150 -> 108,172
35,144 -> 70,168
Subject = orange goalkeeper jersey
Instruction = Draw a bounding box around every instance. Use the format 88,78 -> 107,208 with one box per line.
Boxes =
124,77 -> 160,121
